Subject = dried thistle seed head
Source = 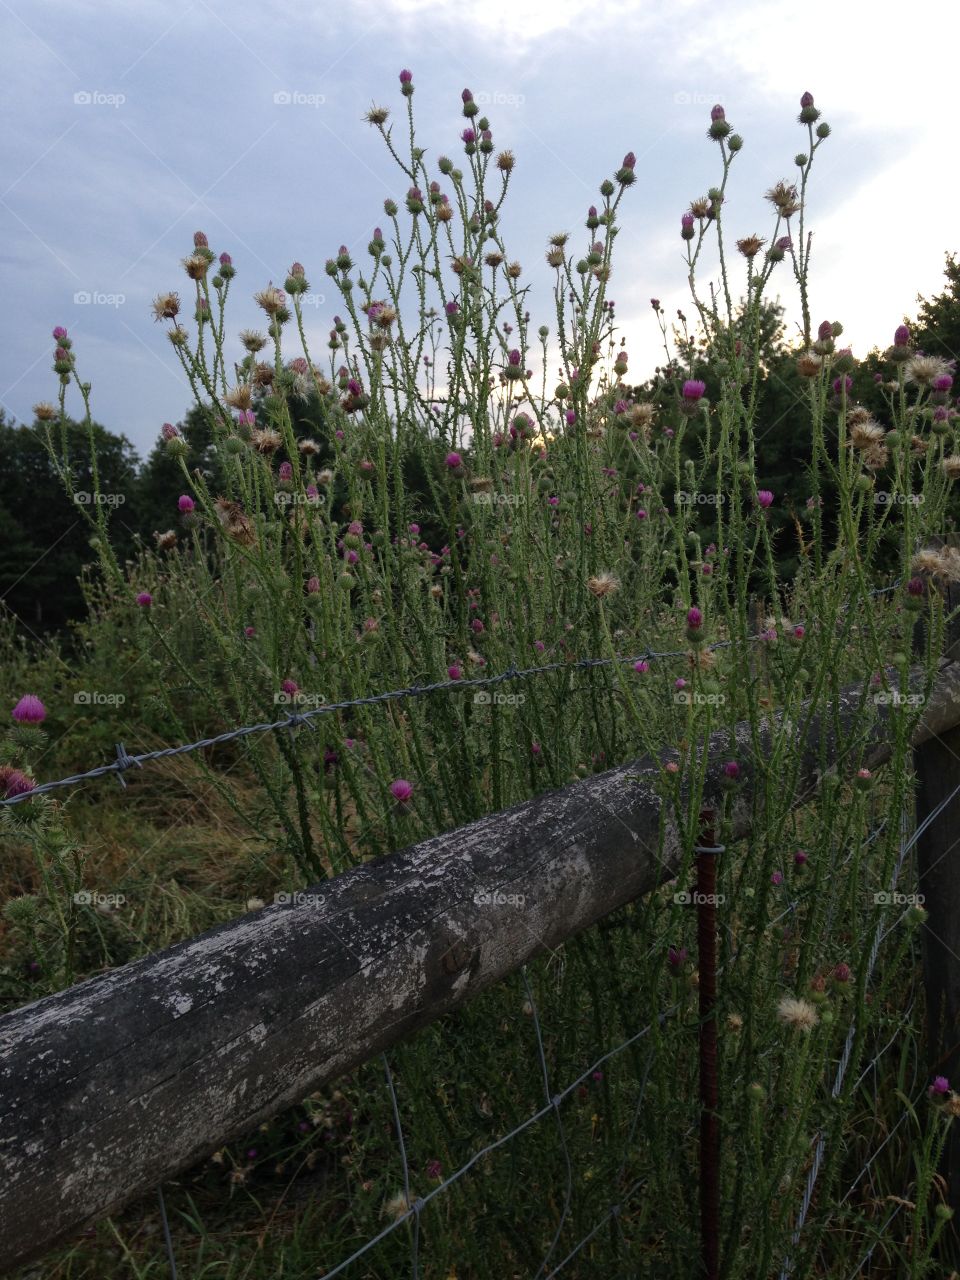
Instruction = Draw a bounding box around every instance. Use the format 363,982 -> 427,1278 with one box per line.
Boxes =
252,362 -> 275,387
298,438 -> 320,455
776,996 -> 818,1032
942,455 -> 960,480
182,255 -> 209,280
848,420 -> 885,451
239,329 -> 268,353
764,181 -> 801,217
546,246 -> 565,268
365,104 -> 389,126
913,546 -> 960,584
224,384 -> 253,410
254,285 -> 287,316
152,291 -> 181,321
846,405 -> 873,426
736,235 -> 765,259
911,434 -> 929,456
586,572 -> 620,598
32,401 -> 58,421
485,251 -> 504,268
861,444 -> 889,471
154,530 -> 178,550
214,498 -> 256,546
796,352 -> 823,378
905,354 -> 953,386
549,232 -> 569,248
251,428 -> 282,454
689,197 -> 711,219
506,260 -> 522,278
496,150 -> 515,172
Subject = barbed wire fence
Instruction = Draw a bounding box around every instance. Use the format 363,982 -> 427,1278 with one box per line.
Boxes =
0,582 -> 902,810
5,573 -> 948,1278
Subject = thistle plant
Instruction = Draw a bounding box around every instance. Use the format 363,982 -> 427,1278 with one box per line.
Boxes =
11,77 -> 960,1276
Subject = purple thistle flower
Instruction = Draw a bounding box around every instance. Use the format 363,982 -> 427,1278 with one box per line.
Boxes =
757,490 -> 774,509
390,778 -> 414,804
461,128 -> 476,144
399,69 -> 412,84
682,379 -> 706,400
2,768 -> 35,798
930,1076 -> 951,1097
818,320 -> 833,341
710,105 -> 725,122
832,375 -> 853,395
667,946 -> 687,971
445,451 -> 462,469
447,664 -> 462,681
771,870 -> 783,885
894,324 -> 910,347
633,659 -> 649,673
686,606 -> 703,629
281,678 -> 299,695
934,375 -> 954,393
12,695 -> 46,724
800,91 -> 814,108
178,494 -> 195,513
136,592 -> 153,607
723,760 -> 740,779
52,326 -> 68,341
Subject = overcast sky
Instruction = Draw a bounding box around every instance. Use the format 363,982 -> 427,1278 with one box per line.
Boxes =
0,0 -> 953,459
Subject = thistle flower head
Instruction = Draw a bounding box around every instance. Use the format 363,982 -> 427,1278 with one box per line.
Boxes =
12,695 -> 45,724
776,996 -> 819,1032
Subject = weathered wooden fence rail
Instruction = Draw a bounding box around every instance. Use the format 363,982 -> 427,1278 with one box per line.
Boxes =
2,660 -> 960,1273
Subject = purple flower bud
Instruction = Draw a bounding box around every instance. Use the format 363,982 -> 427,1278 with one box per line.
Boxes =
686,607 -> 703,629
934,375 -> 954,392
621,151 -> 636,170
279,461 -> 293,481
930,1076 -> 951,1097
710,105 -> 725,122
757,490 -> 774,509
462,88 -> 473,102
390,778 -> 414,803
800,91 -> 814,108
818,320 -> 833,341
461,128 -> 476,144
52,326 -> 68,341
161,422 -> 179,441
399,69 -> 413,84
12,695 -> 46,724
178,494 -> 195,513
219,252 -> 232,266
136,592 -> 153,607
723,760 -> 740,779
894,324 -> 910,347
682,379 -> 706,400
508,349 -> 521,366
445,451 -> 463,469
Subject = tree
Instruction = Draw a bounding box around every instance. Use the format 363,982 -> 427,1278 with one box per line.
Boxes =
0,410 -> 139,630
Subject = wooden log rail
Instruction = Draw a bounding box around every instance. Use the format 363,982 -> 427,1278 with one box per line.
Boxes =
2,660 -> 960,1273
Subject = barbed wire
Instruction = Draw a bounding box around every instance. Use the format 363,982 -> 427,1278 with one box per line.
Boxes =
1,582 -> 902,809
